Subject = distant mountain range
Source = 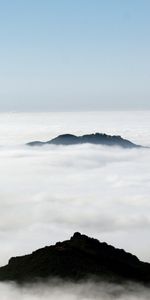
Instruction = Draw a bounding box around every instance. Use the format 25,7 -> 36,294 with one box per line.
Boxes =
0,232 -> 150,283
27,133 -> 142,148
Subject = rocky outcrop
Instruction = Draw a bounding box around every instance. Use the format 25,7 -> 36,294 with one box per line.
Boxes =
0,232 -> 149,283
27,133 -> 141,148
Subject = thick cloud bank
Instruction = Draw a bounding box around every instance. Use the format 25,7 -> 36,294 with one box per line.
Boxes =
0,143 -> 150,265
0,281 -> 150,300
0,111 -> 150,267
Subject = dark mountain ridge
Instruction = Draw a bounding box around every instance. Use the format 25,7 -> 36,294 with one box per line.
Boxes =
0,232 -> 150,284
27,133 -> 142,148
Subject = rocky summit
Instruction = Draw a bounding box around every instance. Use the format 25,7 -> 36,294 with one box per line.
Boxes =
0,232 -> 150,283
27,133 -> 142,148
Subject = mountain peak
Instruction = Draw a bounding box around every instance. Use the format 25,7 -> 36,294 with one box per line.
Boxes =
27,133 -> 142,148
0,232 -> 149,283
71,231 -> 82,239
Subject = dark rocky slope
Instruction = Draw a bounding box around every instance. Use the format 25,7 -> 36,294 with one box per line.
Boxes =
0,232 -> 150,283
27,133 -> 142,148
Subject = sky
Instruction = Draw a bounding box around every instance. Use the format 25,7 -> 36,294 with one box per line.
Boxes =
0,0 -> 150,111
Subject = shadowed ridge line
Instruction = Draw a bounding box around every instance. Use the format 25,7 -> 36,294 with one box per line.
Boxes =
0,232 -> 150,283
26,133 -> 144,148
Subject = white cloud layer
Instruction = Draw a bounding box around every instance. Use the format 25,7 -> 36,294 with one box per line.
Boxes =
0,281 -> 150,300
0,111 -> 150,268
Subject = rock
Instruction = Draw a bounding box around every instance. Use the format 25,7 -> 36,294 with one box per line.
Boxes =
0,232 -> 149,283
27,133 -> 142,148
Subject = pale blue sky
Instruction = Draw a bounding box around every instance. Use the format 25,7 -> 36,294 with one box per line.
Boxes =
0,0 -> 150,111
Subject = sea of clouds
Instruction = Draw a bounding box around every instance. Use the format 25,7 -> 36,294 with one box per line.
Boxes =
0,280 -> 150,300
0,111 -> 150,298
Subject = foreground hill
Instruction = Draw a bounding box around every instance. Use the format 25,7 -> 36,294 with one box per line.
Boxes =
0,232 -> 150,283
27,133 -> 142,148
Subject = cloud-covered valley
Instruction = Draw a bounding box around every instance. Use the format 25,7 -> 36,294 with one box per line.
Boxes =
0,111 -> 150,298
0,280 -> 150,300
0,142 -> 150,266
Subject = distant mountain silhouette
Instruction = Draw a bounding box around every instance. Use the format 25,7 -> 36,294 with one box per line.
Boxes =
27,133 -> 142,148
0,232 -> 150,283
